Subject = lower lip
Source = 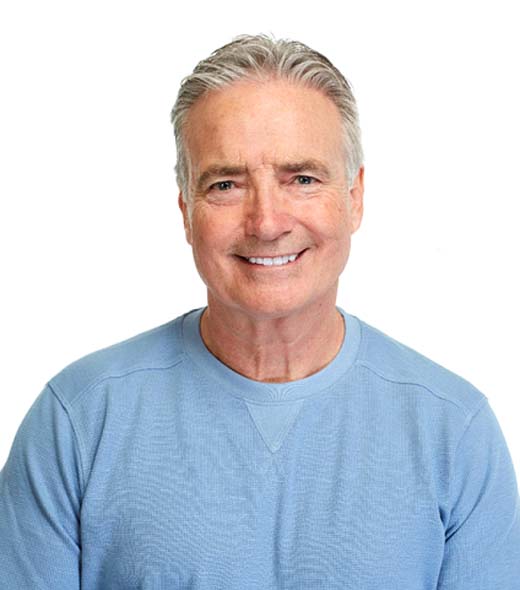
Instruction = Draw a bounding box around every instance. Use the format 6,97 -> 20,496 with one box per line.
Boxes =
236,249 -> 307,268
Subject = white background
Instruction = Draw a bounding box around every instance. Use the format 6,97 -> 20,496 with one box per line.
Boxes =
1,0 -> 519,477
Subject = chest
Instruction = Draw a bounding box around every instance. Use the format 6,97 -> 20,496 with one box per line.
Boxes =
79,403 -> 445,589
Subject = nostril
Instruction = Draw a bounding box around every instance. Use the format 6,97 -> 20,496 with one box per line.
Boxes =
245,215 -> 294,241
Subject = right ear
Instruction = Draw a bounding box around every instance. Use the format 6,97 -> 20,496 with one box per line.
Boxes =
178,193 -> 192,245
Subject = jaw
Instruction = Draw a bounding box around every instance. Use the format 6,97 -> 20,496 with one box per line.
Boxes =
205,279 -> 342,333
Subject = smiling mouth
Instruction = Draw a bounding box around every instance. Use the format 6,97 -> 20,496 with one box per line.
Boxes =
236,249 -> 308,267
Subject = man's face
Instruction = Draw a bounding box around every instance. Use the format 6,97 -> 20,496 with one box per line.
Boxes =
179,79 -> 364,320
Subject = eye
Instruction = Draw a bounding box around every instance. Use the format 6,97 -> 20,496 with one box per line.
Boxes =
294,175 -> 317,185
209,180 -> 235,191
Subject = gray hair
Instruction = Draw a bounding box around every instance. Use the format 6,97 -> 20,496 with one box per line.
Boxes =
171,33 -> 363,203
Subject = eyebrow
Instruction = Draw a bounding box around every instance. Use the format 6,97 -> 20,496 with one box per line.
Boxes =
277,159 -> 331,180
195,165 -> 247,193
195,159 -> 332,192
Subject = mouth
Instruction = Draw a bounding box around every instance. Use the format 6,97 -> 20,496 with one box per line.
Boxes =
235,248 -> 308,268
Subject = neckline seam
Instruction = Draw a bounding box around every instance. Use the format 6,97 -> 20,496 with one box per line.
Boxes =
180,307 -> 362,402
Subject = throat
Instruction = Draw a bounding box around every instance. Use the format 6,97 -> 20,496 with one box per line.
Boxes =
200,305 -> 345,383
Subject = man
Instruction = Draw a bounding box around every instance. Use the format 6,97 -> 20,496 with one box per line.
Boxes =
1,34 -> 519,589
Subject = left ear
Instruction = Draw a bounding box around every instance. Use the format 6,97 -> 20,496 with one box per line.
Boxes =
348,166 -> 364,235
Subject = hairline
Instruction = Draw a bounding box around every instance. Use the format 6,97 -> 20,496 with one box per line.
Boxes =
171,35 -> 364,209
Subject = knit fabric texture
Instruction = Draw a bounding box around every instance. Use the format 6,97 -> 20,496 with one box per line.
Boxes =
1,306 -> 519,589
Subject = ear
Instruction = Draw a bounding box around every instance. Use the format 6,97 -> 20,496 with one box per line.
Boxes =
348,166 -> 364,235
178,193 -> 192,245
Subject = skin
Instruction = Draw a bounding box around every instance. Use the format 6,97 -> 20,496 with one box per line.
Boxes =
178,78 -> 364,382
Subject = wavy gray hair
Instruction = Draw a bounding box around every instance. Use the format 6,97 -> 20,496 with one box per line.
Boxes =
171,34 -> 363,204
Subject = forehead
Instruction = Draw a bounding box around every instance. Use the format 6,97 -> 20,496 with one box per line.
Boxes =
183,79 -> 345,175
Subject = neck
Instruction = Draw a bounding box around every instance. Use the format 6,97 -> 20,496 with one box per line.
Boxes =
200,294 -> 345,383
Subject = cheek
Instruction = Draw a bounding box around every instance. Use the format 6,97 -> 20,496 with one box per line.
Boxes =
190,215 -> 235,272
312,203 -> 351,267
306,200 -> 350,243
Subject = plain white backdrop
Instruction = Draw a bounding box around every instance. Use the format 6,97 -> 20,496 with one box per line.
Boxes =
1,0 -> 519,478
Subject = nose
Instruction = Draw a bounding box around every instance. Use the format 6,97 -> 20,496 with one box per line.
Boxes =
244,182 -> 295,242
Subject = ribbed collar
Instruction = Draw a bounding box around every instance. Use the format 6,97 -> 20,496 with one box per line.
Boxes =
181,306 -> 361,403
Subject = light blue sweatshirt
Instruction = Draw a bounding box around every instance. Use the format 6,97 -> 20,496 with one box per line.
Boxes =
1,307 -> 519,589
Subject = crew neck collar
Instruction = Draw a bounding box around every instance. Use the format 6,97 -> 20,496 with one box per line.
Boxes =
181,306 -> 361,403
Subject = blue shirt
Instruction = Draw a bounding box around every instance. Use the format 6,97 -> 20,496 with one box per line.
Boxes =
1,307 -> 519,589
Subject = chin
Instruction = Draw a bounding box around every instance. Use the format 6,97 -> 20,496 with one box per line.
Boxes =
230,292 -> 316,321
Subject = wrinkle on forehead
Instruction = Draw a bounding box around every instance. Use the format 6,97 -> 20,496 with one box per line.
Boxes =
184,79 -> 349,195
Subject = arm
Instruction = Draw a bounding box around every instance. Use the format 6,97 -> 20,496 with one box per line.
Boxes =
437,399 -> 520,589
0,385 -> 82,588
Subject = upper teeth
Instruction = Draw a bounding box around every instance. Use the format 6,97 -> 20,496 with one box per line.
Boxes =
247,253 -> 298,266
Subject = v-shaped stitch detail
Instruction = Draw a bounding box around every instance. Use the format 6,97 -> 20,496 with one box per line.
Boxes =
245,399 -> 305,454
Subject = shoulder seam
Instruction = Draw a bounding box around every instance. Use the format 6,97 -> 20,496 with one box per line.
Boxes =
46,381 -> 88,497
356,359 -> 484,414
445,396 -> 490,537
453,396 -> 490,455
65,355 -> 188,407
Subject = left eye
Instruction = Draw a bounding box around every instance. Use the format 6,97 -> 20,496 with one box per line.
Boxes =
295,175 -> 316,185
209,180 -> 235,191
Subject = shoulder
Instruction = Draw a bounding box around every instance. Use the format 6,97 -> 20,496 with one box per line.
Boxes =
353,315 -> 487,417
47,309 -> 198,407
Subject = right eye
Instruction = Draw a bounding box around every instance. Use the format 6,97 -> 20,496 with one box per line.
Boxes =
209,180 -> 235,191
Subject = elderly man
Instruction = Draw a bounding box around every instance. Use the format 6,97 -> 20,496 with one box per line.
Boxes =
1,34 -> 519,589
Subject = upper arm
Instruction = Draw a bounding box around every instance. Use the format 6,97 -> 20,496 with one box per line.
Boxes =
437,399 -> 520,589
0,385 -> 83,589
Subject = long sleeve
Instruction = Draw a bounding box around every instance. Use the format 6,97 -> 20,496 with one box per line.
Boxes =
0,385 -> 83,589
437,399 -> 520,589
